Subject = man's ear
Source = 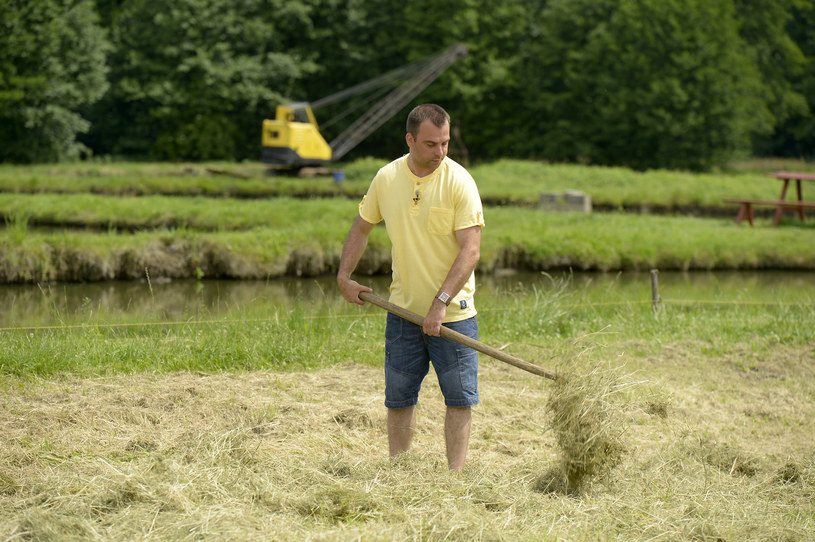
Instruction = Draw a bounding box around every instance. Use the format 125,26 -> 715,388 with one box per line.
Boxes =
405,132 -> 414,148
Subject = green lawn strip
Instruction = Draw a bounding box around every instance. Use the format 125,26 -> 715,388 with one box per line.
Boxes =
0,193 -> 360,231
481,207 -> 815,271
2,269 -> 813,377
6,265 -> 811,382
0,316 -> 382,377
474,160 -> 783,207
479,285 -> 815,353
0,159 -> 799,208
0,161 -> 376,199
0,283 -> 388,376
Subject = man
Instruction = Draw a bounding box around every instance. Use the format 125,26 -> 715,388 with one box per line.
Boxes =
337,104 -> 485,471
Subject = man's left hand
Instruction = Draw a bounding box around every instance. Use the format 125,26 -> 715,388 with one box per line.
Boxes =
423,300 -> 446,336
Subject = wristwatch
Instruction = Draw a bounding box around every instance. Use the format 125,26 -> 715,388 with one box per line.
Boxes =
435,291 -> 452,306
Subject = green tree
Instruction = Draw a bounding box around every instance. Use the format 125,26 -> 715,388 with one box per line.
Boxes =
749,0 -> 815,158
292,0 -> 405,160
0,0 -> 110,163
781,1 -> 815,158
87,0 -> 320,160
298,0 -> 485,162
296,0 -> 543,164
520,0 -> 772,171
441,0 -> 549,164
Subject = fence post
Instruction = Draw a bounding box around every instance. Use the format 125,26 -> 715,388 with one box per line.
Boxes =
650,269 -> 661,318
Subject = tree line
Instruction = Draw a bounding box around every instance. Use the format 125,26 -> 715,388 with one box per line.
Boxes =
1,0 -> 813,171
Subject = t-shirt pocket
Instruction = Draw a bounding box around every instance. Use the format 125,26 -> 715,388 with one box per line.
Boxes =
427,207 -> 454,236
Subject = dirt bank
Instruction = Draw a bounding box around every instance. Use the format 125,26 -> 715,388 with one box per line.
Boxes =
3,237 -> 814,285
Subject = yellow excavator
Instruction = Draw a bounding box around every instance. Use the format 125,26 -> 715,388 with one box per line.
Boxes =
261,43 -> 467,169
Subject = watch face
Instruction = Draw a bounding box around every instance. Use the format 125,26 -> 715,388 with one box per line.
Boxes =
438,292 -> 450,304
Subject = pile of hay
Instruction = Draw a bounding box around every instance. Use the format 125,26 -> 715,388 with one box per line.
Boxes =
534,365 -> 631,495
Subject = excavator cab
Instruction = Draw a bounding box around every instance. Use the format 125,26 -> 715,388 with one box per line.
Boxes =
261,103 -> 332,167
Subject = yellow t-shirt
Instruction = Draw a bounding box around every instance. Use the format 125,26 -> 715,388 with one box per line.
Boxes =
359,155 -> 485,322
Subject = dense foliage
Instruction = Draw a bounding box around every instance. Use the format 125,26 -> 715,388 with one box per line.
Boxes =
0,0 -> 813,169
0,0 -> 110,163
84,0 -> 321,160
519,0 -> 769,170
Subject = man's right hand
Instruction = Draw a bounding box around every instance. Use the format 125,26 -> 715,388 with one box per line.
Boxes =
337,216 -> 376,305
337,276 -> 372,306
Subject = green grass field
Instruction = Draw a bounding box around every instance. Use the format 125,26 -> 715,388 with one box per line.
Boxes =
1,275 -> 813,540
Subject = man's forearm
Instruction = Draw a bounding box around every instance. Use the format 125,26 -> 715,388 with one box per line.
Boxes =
338,232 -> 366,282
338,217 -> 373,282
437,244 -> 480,300
436,226 -> 481,300
338,217 -> 376,305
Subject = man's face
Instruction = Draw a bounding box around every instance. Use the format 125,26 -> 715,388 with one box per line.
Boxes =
406,119 -> 450,176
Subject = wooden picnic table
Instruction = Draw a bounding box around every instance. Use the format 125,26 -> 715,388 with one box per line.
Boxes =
724,171 -> 815,227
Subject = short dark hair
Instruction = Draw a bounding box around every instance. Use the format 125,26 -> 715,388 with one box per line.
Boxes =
406,104 -> 450,137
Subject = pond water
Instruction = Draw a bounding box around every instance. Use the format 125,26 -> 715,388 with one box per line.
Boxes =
2,270 -> 813,328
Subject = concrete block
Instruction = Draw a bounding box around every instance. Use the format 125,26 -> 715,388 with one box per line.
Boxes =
538,190 -> 592,213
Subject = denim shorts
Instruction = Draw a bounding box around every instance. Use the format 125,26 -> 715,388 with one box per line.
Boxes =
384,312 -> 479,409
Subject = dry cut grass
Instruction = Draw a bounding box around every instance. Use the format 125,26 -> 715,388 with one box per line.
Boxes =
1,342 -> 813,541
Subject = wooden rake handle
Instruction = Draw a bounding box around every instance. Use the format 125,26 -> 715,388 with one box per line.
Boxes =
359,291 -> 557,381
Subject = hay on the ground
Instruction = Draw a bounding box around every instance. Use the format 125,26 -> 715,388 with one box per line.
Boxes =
535,365 -> 630,495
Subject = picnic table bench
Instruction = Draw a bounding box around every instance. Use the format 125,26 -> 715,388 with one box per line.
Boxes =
724,171 -> 815,226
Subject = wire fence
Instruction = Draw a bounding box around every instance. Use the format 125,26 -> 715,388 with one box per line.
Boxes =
2,297 -> 813,333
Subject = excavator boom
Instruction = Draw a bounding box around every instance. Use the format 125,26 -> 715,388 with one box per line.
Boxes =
261,44 -> 467,169
328,43 -> 466,162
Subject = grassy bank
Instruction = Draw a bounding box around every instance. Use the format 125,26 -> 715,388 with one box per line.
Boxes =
1,277 -> 813,540
2,272 -> 814,377
2,205 -> 814,283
